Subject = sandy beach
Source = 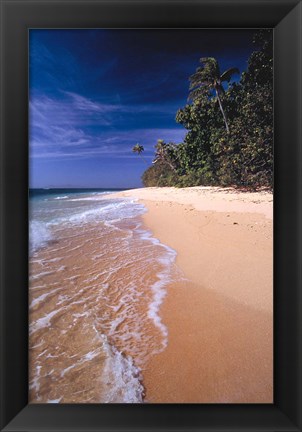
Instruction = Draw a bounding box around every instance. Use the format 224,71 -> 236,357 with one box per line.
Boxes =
29,186 -> 273,403
107,186 -> 273,403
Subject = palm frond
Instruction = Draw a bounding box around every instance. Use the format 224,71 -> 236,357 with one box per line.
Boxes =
200,57 -> 220,77
132,144 -> 144,154
189,67 -> 213,85
188,87 -> 208,101
220,67 -> 240,82
189,79 -> 213,91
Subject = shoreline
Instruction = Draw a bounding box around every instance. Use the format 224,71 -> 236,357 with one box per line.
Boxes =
29,191 -> 170,403
106,186 -> 273,402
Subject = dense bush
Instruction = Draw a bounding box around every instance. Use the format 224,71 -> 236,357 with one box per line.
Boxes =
141,162 -> 177,187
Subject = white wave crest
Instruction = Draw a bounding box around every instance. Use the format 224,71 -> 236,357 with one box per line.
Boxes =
29,220 -> 52,255
50,199 -> 146,226
54,196 -> 68,200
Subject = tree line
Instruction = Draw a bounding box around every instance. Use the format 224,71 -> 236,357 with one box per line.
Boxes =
133,30 -> 273,190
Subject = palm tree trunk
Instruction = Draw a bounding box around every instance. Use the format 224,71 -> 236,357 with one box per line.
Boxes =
166,160 -> 176,172
153,159 -> 176,172
139,154 -> 148,164
216,90 -> 230,133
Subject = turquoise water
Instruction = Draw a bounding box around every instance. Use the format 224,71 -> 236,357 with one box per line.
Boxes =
29,188 -> 126,254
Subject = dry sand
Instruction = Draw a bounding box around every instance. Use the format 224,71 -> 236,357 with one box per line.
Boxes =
107,186 -> 273,403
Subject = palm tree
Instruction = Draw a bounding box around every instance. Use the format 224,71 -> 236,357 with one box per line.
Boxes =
132,143 -> 147,164
152,139 -> 176,172
189,57 -> 239,133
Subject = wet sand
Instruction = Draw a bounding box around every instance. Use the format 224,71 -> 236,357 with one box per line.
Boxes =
108,187 -> 273,403
29,214 -> 170,403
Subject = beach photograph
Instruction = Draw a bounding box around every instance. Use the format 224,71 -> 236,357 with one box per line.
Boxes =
29,29 -> 273,403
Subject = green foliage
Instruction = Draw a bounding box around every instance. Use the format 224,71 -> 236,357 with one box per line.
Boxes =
153,139 -> 178,172
132,143 -> 148,165
141,30 -> 273,190
188,57 -> 239,133
132,143 -> 144,155
141,163 -> 177,187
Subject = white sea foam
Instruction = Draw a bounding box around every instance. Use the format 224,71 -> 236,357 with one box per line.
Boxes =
29,220 -> 52,254
29,271 -> 54,281
47,397 -> 63,403
100,334 -> 144,403
83,349 -> 100,361
67,200 -> 145,225
67,192 -> 112,202
136,229 -> 177,351
29,365 -> 42,393
43,198 -> 146,228
29,308 -> 65,335
43,257 -> 63,264
29,287 -> 63,309
60,363 -> 78,378
29,266 -> 65,281
54,196 -> 68,200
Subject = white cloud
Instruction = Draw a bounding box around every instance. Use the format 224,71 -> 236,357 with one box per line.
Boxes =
29,91 -> 186,160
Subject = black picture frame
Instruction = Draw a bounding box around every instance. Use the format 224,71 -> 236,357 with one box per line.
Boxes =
0,0 -> 301,430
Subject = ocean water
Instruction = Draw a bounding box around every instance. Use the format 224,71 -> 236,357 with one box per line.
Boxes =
29,189 -> 178,403
29,189 -> 121,254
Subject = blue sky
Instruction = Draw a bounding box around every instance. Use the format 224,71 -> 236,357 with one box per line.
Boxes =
29,29 -> 256,188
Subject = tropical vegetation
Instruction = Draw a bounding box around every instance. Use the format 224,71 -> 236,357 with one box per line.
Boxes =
135,30 -> 273,190
132,143 -> 147,164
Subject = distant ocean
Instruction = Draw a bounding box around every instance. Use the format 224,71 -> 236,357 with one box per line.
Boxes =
29,189 -> 178,403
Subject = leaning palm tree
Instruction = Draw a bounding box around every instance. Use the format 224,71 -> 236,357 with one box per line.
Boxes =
132,143 -> 147,164
189,57 -> 239,133
152,139 -> 176,172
